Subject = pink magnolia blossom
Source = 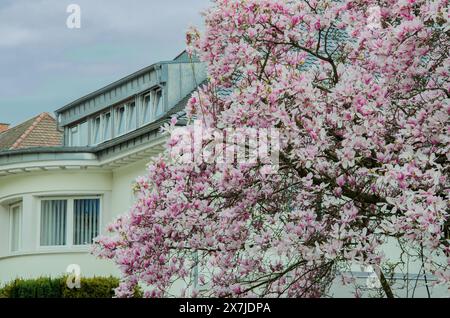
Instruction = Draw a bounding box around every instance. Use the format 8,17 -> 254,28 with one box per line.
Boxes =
93,0 -> 450,298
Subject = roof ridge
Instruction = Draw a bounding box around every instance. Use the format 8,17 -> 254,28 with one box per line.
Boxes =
11,113 -> 49,149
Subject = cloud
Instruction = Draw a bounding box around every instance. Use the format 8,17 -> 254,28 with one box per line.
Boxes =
0,0 -> 210,125
0,27 -> 37,47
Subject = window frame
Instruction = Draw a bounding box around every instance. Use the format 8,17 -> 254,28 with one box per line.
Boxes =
64,88 -> 165,146
140,88 -> 164,126
114,101 -> 139,137
140,93 -> 152,126
102,111 -> 112,141
69,125 -> 79,146
39,199 -> 68,247
68,121 -> 89,147
127,102 -> 137,131
73,198 -> 102,246
9,202 -> 22,253
37,196 -> 102,250
78,121 -> 89,146
91,115 -> 102,145
153,88 -> 164,119
115,105 -> 127,137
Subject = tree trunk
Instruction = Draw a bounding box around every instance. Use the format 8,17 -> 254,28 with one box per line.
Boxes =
376,266 -> 394,298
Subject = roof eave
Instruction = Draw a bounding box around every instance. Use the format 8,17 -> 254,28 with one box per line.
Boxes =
55,63 -> 162,114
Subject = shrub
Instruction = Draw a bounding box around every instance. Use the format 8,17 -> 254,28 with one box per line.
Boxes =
0,276 -> 120,298
61,276 -> 119,298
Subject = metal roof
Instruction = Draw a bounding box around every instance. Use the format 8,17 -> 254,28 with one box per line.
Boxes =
0,89 -> 193,166
55,52 -> 201,115
55,63 -> 161,114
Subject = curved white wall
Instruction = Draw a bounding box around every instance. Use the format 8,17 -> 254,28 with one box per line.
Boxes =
0,163 -> 148,286
0,169 -> 111,285
0,169 -> 112,200
0,252 -> 119,285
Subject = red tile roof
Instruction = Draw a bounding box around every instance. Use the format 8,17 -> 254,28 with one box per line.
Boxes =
0,123 -> 9,133
0,113 -> 63,151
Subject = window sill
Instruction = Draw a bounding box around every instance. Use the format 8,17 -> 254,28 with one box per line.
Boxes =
0,246 -> 92,260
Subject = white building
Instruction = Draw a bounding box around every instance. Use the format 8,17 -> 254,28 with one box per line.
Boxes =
0,51 -> 447,298
0,52 -> 207,285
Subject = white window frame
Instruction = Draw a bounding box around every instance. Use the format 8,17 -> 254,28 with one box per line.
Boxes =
140,88 -> 164,126
78,121 -> 89,146
66,93 -> 153,146
140,93 -> 152,126
9,203 -> 22,253
91,115 -> 102,145
69,121 -> 88,146
69,126 -> 79,146
153,88 -> 164,119
115,105 -> 127,137
114,102 -> 139,137
37,196 -> 102,250
127,102 -> 137,131
102,111 -> 112,141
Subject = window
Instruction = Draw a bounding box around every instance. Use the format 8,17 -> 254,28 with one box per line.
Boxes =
154,89 -> 164,117
65,90 -> 159,146
79,121 -> 88,146
40,200 -> 67,246
69,121 -> 88,146
116,106 -> 126,136
70,126 -> 79,146
73,199 -> 100,245
103,112 -> 111,140
10,203 -> 22,252
39,197 -> 101,247
141,94 -> 152,125
114,102 -> 137,136
92,116 -> 101,144
127,102 -> 137,131
140,89 -> 164,126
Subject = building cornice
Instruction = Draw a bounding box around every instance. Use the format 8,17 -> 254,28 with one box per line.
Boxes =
0,131 -> 169,177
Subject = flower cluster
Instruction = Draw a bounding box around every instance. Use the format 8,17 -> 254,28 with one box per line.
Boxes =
94,0 -> 449,298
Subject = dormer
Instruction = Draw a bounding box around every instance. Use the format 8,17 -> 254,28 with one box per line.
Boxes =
55,52 -> 206,147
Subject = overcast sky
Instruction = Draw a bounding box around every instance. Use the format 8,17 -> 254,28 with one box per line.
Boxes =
0,0 -> 210,126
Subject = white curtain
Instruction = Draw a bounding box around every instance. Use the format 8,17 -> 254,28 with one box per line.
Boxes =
40,200 -> 67,246
73,199 -> 100,245
11,205 -> 21,252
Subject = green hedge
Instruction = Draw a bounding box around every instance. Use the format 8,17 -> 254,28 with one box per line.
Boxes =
0,276 -> 121,298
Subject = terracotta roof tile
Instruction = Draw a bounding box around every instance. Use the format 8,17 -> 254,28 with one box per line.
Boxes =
0,113 -> 63,151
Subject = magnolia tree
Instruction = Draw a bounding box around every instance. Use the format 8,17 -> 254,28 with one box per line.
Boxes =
94,0 -> 449,298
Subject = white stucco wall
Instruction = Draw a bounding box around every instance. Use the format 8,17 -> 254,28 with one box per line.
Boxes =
0,252 -> 119,285
111,158 -> 150,218
0,159 -> 448,297
0,163 -> 149,286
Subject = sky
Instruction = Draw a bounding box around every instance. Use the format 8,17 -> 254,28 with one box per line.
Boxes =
0,0 -> 210,126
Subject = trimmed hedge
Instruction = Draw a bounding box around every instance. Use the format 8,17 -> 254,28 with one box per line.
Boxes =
0,276 -> 121,298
